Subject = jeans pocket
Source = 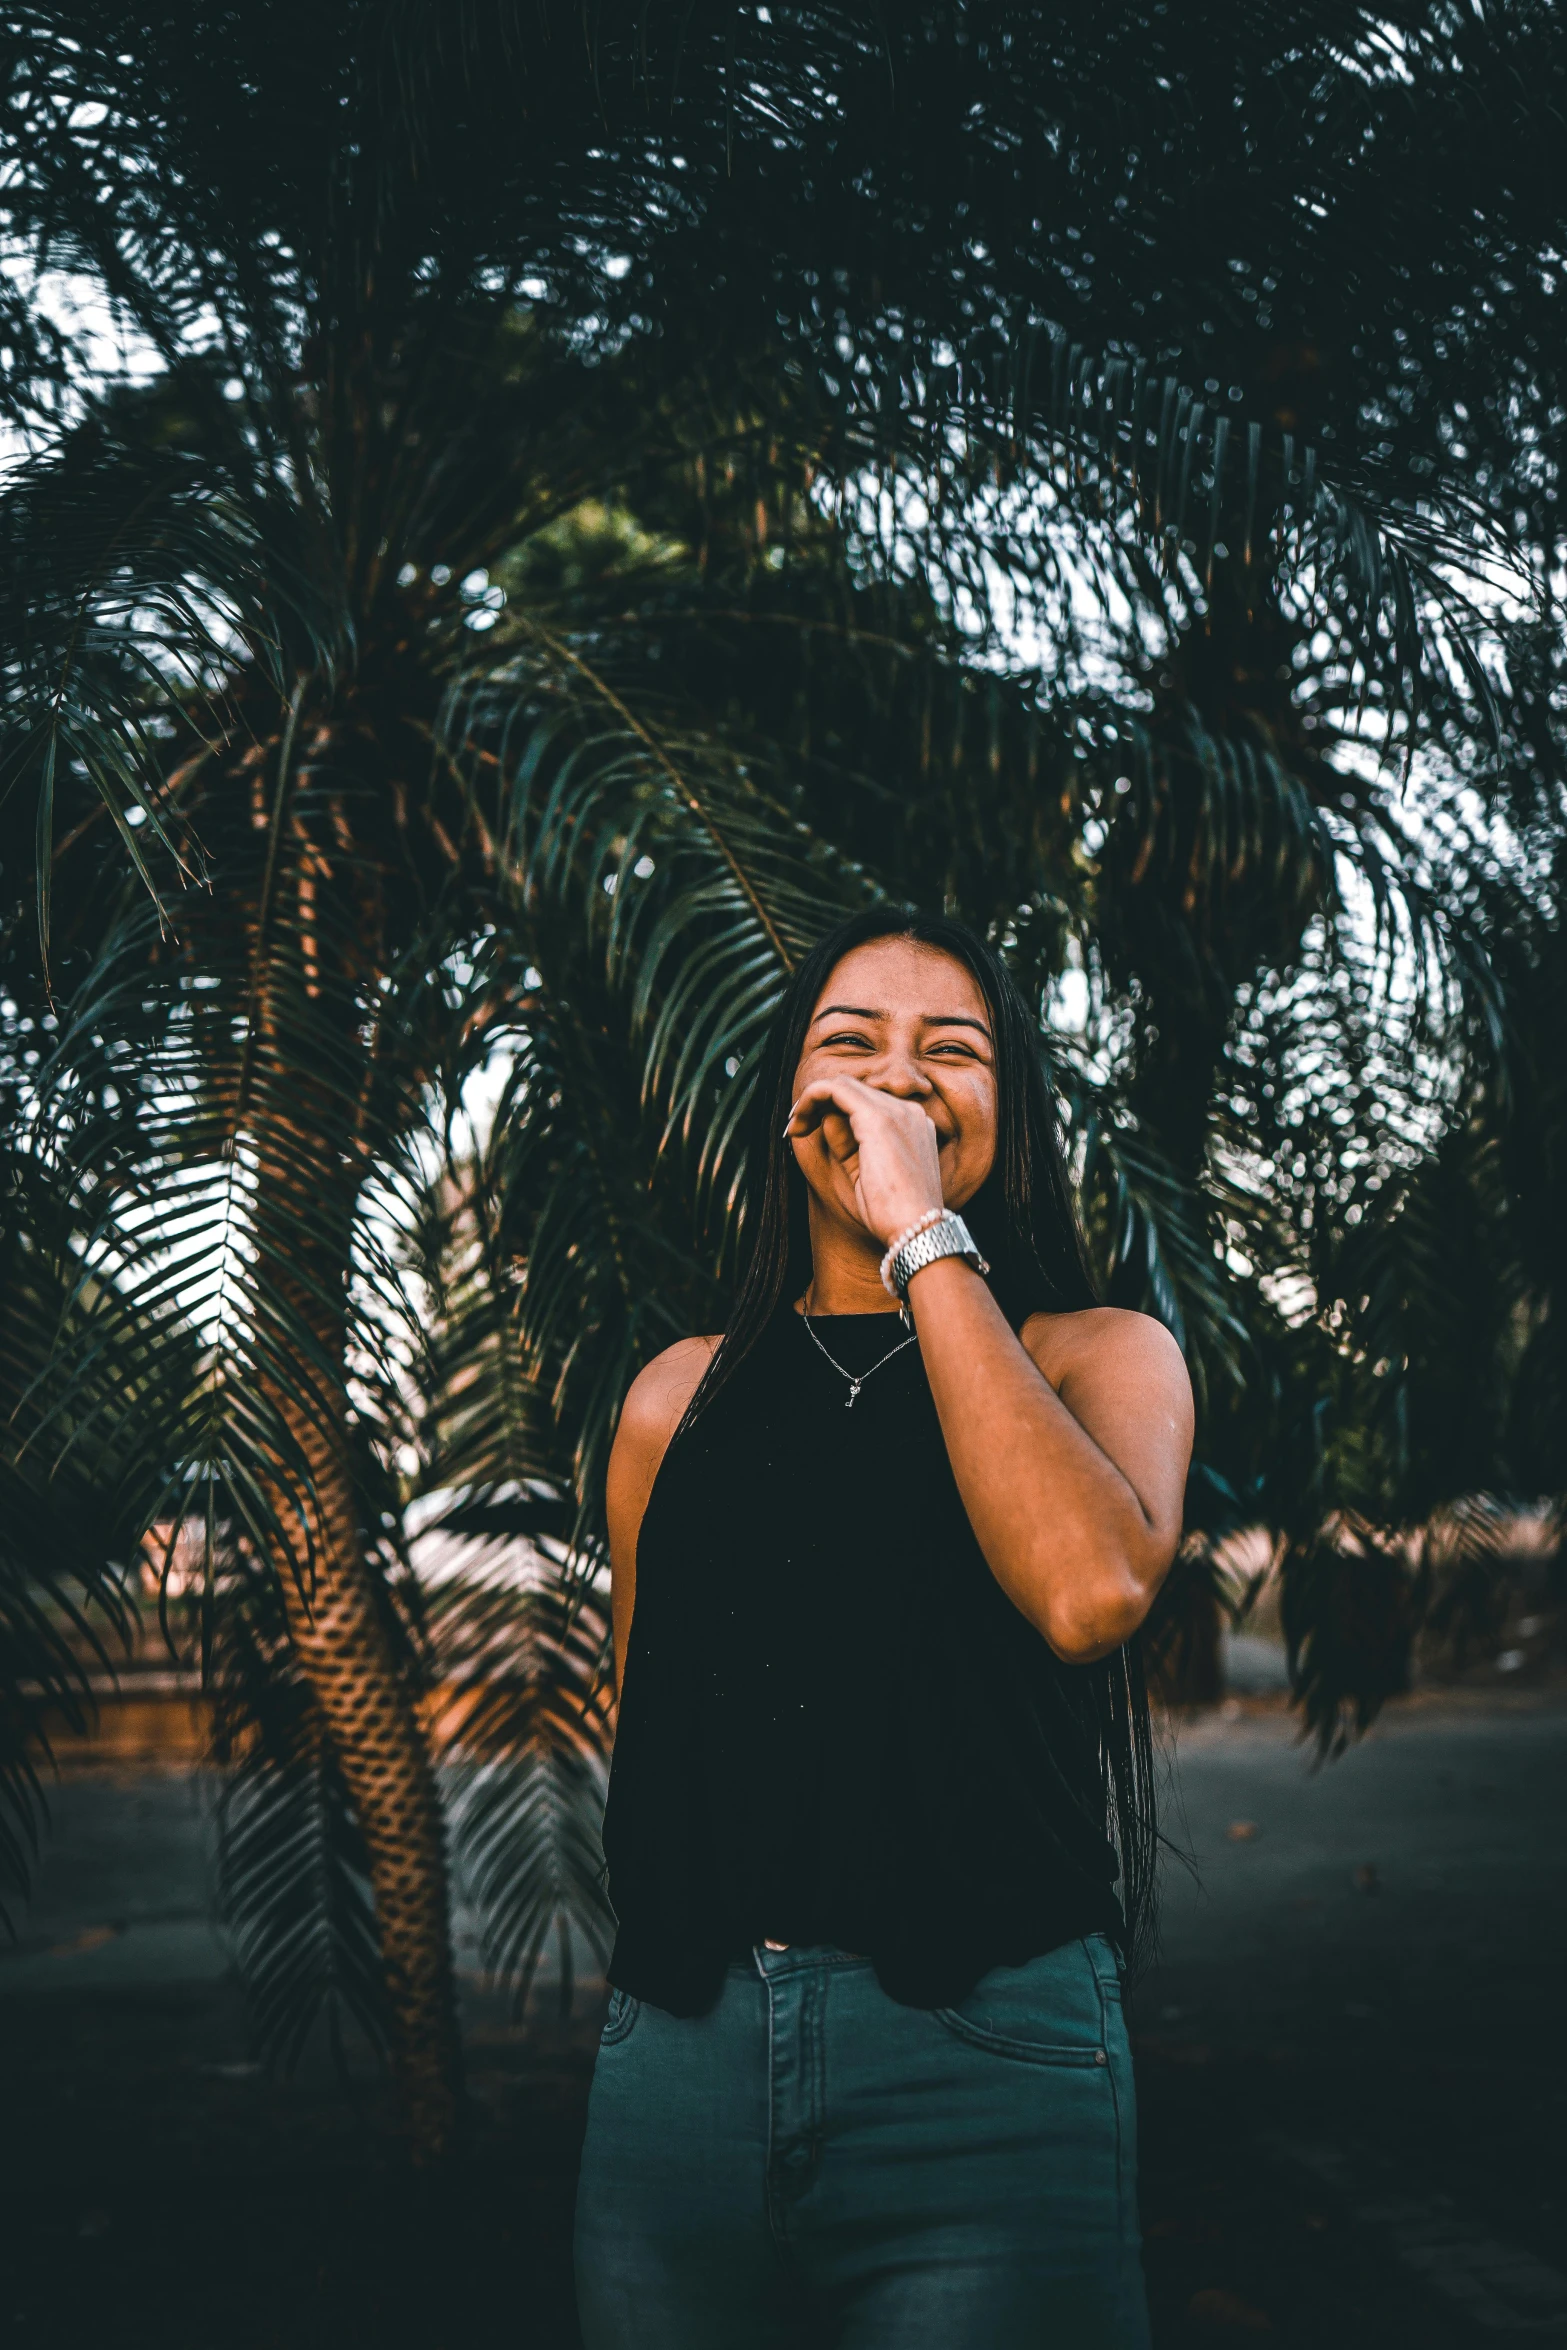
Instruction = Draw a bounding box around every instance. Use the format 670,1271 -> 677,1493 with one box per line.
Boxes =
599,1985 -> 641,2047
930,2006 -> 1111,2065
929,1941 -> 1112,2067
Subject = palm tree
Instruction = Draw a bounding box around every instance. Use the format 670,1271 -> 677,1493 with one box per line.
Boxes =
1,0 -> 1562,2159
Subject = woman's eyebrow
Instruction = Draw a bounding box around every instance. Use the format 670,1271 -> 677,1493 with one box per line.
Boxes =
809,1002 -> 885,1024
922,1013 -> 991,1038
808,1003 -> 992,1039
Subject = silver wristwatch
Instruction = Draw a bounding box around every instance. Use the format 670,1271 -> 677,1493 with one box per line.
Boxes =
881,1210 -> 990,1306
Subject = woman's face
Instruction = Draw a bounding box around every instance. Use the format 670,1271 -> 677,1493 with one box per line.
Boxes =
789,937 -> 998,1234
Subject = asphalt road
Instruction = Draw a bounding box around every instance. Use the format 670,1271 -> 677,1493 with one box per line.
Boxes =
1,1688 -> 1563,2348
1134,1690 -> 1567,2345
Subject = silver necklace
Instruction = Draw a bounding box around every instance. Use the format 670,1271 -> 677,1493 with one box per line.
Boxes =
800,1306 -> 919,1408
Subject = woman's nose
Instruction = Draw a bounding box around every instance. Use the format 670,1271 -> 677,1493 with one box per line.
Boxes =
869,1053 -> 933,1100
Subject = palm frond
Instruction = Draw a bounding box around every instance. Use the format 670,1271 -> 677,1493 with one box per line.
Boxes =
0,1152 -> 145,1920
422,1523 -> 615,2020
1077,1103 -> 1253,1409
475,964 -> 723,1535
445,617 -> 873,1233
1415,1495 -> 1524,1679
209,1541 -> 392,2072
0,398 -> 343,964
1281,1515 -> 1419,1761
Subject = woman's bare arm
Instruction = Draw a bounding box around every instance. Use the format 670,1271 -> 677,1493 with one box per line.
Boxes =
604,1337 -> 716,1692
909,1257 -> 1193,1662
781,1069 -> 1193,1664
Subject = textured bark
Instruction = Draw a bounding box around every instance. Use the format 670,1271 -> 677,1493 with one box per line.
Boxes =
218,699 -> 466,2157
251,1083 -> 462,2156
270,1376 -> 463,2158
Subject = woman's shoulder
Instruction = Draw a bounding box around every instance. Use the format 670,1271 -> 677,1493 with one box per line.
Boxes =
606,1336 -> 722,1541
1019,1303 -> 1190,1398
615,1336 -> 722,1456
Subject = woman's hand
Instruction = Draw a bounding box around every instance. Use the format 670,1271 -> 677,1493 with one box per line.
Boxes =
783,1074 -> 946,1247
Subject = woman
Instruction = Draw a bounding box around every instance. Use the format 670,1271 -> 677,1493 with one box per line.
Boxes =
574,908 -> 1193,2348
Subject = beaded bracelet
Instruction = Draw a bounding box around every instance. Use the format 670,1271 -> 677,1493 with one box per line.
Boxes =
878,1208 -> 945,1294
884,1211 -> 990,1304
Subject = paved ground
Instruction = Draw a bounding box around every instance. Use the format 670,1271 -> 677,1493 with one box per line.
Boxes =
1,1688 -> 1563,2347
1135,1690 -> 1567,2344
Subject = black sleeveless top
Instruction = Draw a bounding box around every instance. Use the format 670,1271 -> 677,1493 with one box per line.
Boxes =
602,1307 -> 1123,2016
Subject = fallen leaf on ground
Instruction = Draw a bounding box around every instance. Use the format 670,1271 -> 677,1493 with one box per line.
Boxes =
48,1924 -> 122,1957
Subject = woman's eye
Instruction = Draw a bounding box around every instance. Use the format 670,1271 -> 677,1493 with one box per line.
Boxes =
823,1031 -> 874,1050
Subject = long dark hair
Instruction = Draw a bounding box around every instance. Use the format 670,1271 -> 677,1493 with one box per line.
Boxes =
685,906 -> 1159,1968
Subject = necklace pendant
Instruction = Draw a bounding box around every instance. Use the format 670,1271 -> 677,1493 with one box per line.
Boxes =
846,1380 -> 861,1408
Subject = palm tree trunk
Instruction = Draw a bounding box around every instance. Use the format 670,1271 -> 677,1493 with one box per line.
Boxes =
250,1108 -> 462,2159
224,711 -> 466,2158
272,1379 -> 463,2158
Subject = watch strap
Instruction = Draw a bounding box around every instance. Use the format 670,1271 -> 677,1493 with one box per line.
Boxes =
881,1210 -> 990,1301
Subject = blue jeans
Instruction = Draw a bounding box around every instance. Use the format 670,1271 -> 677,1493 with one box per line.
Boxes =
574,1935 -> 1150,2347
